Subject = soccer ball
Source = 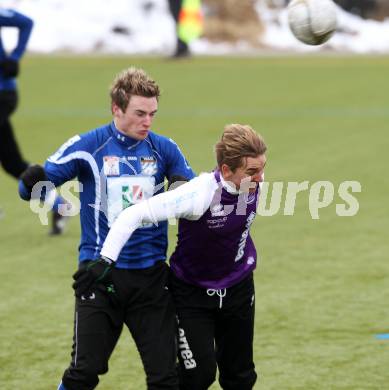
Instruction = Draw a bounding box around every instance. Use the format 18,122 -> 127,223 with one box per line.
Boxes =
287,0 -> 338,45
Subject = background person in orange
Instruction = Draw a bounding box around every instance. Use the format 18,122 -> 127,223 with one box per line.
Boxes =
168,0 -> 190,57
168,0 -> 203,58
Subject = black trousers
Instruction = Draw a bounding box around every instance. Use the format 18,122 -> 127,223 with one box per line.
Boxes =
169,272 -> 257,390
168,0 -> 183,22
62,261 -> 179,390
0,90 -> 29,179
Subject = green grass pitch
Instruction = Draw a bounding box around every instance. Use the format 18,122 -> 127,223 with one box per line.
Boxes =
0,55 -> 388,389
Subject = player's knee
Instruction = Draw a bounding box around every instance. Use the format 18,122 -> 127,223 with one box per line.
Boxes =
87,357 -> 109,376
219,368 -> 257,390
146,370 -> 178,390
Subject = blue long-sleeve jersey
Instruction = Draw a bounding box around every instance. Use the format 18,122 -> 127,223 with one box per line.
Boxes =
21,122 -> 195,269
0,8 -> 33,91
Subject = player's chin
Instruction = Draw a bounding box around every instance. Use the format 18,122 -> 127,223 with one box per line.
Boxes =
136,130 -> 149,139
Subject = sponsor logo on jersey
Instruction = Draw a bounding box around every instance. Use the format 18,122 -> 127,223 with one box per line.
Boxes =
235,211 -> 256,262
122,185 -> 143,209
116,133 -> 126,142
103,156 -> 120,176
140,156 -> 157,175
207,216 -> 228,229
245,193 -> 256,204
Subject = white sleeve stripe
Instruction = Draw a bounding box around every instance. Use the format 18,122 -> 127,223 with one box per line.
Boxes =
49,151 -> 102,252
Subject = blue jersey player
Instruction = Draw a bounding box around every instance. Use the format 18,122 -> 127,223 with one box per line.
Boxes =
101,124 -> 267,390
1,9 -> 33,195
19,67 -> 194,389
1,8 -> 67,234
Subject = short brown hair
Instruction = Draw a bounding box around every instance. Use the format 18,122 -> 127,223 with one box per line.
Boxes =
215,124 -> 267,171
110,67 -> 161,112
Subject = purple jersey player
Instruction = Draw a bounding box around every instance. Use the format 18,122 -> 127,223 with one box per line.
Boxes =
101,123 -> 267,389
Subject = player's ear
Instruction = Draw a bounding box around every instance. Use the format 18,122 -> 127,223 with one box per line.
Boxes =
221,164 -> 233,179
112,103 -> 122,116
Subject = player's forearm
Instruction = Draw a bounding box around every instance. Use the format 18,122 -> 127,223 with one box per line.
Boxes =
11,18 -> 33,60
101,177 -> 209,261
0,10 -> 33,60
100,185 -> 194,261
100,204 -> 146,261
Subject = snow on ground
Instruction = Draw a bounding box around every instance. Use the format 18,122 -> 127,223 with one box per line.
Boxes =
1,0 -> 389,55
1,0 -> 176,54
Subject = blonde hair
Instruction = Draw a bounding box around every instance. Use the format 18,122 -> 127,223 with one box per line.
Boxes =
215,124 -> 267,171
110,67 -> 160,112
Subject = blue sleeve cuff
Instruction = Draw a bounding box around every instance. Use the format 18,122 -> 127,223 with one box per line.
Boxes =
18,180 -> 31,201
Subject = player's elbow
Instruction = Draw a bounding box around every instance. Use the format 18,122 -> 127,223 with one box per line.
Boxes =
20,16 -> 34,34
22,15 -> 34,28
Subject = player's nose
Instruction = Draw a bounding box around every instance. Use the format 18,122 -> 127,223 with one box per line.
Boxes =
143,115 -> 153,127
252,173 -> 262,183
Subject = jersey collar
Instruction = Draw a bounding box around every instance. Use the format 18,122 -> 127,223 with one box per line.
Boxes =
220,174 -> 241,195
110,121 -> 142,148
215,170 -> 240,195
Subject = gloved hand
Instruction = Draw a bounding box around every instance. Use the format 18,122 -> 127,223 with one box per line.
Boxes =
72,257 -> 114,298
20,164 -> 47,190
1,58 -> 19,78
